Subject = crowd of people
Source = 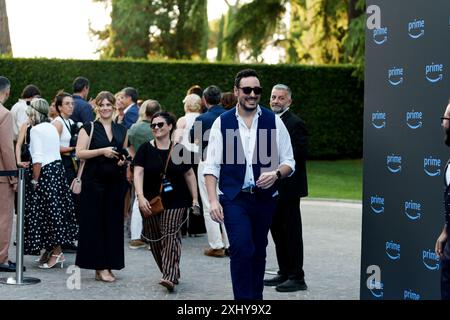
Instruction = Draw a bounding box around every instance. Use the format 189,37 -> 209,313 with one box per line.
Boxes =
0,69 -> 309,300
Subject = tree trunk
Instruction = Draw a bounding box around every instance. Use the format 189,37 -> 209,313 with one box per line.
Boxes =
348,0 -> 363,23
0,0 -> 12,55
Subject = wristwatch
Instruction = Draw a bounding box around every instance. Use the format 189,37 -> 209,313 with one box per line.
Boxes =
31,179 -> 39,186
276,170 -> 282,180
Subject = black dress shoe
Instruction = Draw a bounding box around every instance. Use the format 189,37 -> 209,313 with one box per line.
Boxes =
264,274 -> 288,287
275,278 -> 307,292
0,260 -> 26,272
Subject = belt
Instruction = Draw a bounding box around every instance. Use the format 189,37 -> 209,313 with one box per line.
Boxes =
241,186 -> 257,194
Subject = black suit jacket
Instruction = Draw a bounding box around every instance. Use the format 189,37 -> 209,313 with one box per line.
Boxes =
279,110 -> 308,199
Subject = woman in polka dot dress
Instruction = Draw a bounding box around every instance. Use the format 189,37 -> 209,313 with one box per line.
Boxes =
23,98 -> 78,268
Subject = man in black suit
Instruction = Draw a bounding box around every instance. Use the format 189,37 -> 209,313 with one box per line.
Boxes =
264,84 -> 308,292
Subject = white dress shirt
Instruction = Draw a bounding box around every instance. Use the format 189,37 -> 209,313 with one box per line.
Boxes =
124,103 -> 134,114
10,99 -> 29,141
30,123 -> 61,167
204,106 -> 295,193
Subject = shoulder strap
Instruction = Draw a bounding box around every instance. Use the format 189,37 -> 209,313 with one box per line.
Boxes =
162,142 -> 173,175
60,116 -> 72,134
75,122 -> 95,179
158,142 -> 174,195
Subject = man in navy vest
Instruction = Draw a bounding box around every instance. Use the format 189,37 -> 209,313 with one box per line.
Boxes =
204,69 -> 295,300
435,102 -> 450,299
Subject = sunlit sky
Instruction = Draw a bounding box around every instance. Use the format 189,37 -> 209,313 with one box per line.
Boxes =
5,0 -> 282,63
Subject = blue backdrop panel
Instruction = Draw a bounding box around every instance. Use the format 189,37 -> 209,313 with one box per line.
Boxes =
361,0 -> 450,300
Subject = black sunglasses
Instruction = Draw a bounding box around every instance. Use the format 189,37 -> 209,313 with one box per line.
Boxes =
151,122 -> 165,129
239,86 -> 263,95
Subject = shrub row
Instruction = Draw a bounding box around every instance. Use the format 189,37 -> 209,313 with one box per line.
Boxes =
0,58 -> 363,158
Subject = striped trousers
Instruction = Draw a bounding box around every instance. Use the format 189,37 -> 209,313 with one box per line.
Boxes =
142,207 -> 186,283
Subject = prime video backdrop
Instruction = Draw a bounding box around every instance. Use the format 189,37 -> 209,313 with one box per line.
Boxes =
361,0 -> 450,300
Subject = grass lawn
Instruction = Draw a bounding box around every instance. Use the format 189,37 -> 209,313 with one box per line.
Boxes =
306,159 -> 362,201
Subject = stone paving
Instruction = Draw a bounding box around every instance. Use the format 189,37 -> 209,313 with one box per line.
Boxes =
0,199 -> 362,300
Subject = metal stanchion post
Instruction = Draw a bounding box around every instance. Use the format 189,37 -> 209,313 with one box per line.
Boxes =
0,168 -> 40,285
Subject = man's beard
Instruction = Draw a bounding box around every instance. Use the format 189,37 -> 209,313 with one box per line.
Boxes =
445,126 -> 450,146
238,96 -> 259,112
271,105 -> 286,114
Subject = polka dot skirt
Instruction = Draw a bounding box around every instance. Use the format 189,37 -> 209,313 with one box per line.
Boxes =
24,160 -> 78,255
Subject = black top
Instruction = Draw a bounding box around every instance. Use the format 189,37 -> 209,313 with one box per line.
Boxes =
133,141 -> 192,209
81,121 -> 127,183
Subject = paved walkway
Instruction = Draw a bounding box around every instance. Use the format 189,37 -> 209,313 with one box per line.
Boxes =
0,199 -> 362,300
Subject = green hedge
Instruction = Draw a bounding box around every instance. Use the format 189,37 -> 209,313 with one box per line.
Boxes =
0,58 -> 363,159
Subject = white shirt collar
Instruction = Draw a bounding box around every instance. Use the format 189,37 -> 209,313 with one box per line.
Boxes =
124,103 -> 134,114
277,107 -> 290,118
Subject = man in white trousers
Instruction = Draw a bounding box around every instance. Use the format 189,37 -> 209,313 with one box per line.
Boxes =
190,85 -> 229,257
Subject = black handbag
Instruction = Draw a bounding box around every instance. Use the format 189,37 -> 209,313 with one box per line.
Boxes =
20,126 -> 31,162
20,143 -> 31,162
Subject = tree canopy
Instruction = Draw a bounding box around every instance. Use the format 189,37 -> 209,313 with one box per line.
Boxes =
93,0 -> 208,60
92,0 -> 365,72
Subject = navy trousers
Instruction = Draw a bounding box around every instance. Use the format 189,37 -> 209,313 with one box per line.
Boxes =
220,192 -> 276,300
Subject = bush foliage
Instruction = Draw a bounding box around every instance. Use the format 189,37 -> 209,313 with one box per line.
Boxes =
0,58 -> 363,158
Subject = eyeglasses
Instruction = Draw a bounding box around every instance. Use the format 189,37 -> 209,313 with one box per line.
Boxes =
441,117 -> 450,124
151,122 -> 165,129
239,86 -> 263,95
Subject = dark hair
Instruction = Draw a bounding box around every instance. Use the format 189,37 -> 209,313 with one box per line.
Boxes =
203,85 -> 221,105
221,92 -> 238,110
151,111 -> 177,135
187,85 -> 203,98
234,69 -> 260,88
0,76 -> 11,92
21,84 -> 41,99
122,87 -> 138,103
54,91 -> 72,114
72,77 -> 90,93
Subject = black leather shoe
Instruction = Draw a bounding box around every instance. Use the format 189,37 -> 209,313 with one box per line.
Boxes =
0,260 -> 26,272
264,274 -> 288,287
275,278 -> 307,292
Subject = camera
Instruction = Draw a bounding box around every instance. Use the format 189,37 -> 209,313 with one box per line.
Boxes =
69,134 -> 78,148
113,147 -> 131,161
162,177 -> 173,193
69,123 -> 80,147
